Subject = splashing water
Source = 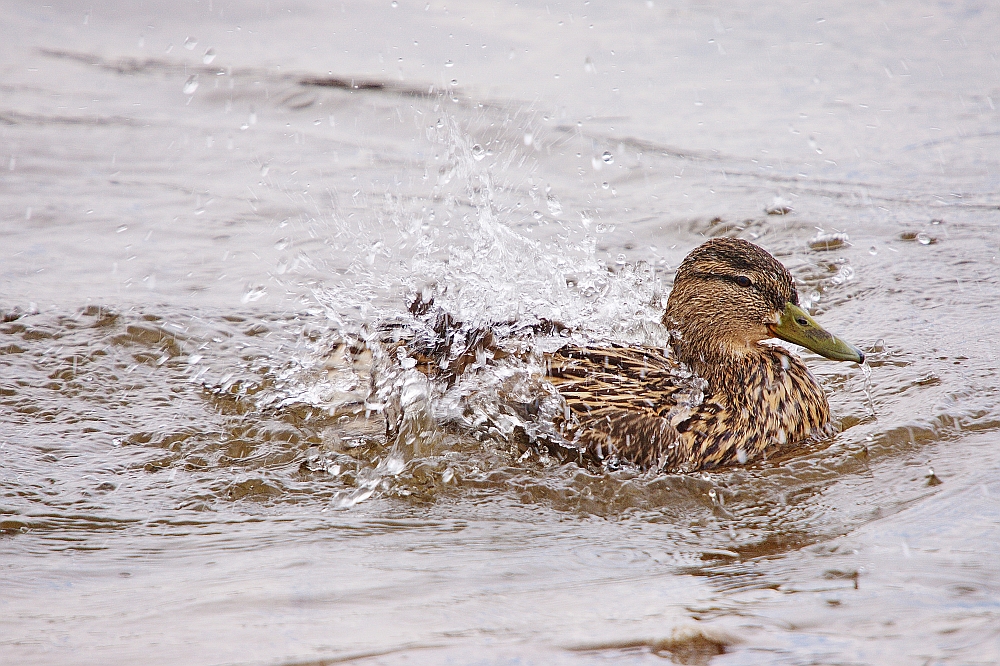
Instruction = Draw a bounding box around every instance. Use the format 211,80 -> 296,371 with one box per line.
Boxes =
303,116 -> 681,503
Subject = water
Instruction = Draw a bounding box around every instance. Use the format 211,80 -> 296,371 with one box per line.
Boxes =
3,1 -> 1000,664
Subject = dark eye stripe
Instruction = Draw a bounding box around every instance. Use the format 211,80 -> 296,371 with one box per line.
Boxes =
711,274 -> 753,288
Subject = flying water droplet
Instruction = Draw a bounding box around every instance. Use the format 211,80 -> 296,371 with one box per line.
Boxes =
444,59 -> 454,67
241,285 -> 267,303
602,181 -> 610,189
184,37 -> 197,50
869,245 -> 878,255
916,232 -> 931,245
202,48 -> 216,64
523,133 -> 533,146
471,144 -> 485,160
602,151 -> 614,164
183,76 -> 199,95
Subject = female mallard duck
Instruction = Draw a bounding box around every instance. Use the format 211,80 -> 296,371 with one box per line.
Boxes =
400,237 -> 864,472
543,237 -> 864,472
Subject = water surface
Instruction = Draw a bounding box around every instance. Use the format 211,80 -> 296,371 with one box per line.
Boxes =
2,1 -> 1000,664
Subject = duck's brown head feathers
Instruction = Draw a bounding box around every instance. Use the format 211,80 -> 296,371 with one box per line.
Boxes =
664,237 -> 797,375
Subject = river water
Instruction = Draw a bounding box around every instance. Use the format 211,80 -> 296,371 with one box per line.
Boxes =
2,1 -> 999,664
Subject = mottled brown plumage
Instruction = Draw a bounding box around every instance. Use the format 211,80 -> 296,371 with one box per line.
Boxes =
544,237 -> 863,472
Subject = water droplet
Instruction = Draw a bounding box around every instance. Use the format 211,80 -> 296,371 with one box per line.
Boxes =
916,232 -> 931,245
184,37 -> 197,50
116,224 -> 128,233
602,151 -> 614,164
260,164 -> 270,177
183,76 -> 199,95
202,48 -> 216,64
532,210 -> 542,220
615,253 -> 627,266
444,59 -> 454,67
869,245 -> 878,255
450,79 -> 458,86
523,133 -> 533,146
241,285 -> 267,303
601,181 -> 609,189
391,0 -> 398,6
274,237 -> 290,250
471,144 -> 485,160
546,195 -> 562,217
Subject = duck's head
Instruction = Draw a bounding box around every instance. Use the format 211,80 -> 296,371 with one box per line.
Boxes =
663,237 -> 864,365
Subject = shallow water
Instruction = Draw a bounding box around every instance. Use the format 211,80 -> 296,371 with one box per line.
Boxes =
3,1 -> 1000,664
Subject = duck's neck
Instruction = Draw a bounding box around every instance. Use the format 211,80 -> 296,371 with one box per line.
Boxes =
669,333 -> 767,394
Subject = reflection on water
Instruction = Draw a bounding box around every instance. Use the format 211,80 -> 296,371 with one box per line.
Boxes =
3,1 -> 1000,664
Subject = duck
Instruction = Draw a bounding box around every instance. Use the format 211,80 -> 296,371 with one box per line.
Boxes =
397,237 -> 864,473
543,237 -> 865,472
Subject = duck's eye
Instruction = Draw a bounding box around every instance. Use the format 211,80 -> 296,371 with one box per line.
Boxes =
735,276 -> 752,288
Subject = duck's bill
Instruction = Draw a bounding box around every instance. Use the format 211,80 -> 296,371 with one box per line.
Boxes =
768,302 -> 865,363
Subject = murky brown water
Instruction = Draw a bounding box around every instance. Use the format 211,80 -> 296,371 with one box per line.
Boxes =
3,1 -> 1000,664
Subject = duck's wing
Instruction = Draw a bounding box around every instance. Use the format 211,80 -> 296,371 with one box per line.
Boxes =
544,345 -> 707,470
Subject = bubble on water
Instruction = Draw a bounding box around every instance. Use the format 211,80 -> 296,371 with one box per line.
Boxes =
809,231 -> 850,251
869,245 -> 878,255
615,253 -> 627,266
241,285 -> 268,303
183,75 -> 199,95
546,195 -> 562,217
602,181 -> 610,189
916,232 -> 931,245
830,264 -> 855,285
471,144 -> 485,160
602,151 -> 614,164
184,37 -> 197,50
450,79 -> 458,87
202,48 -> 216,64
444,60 -> 454,67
